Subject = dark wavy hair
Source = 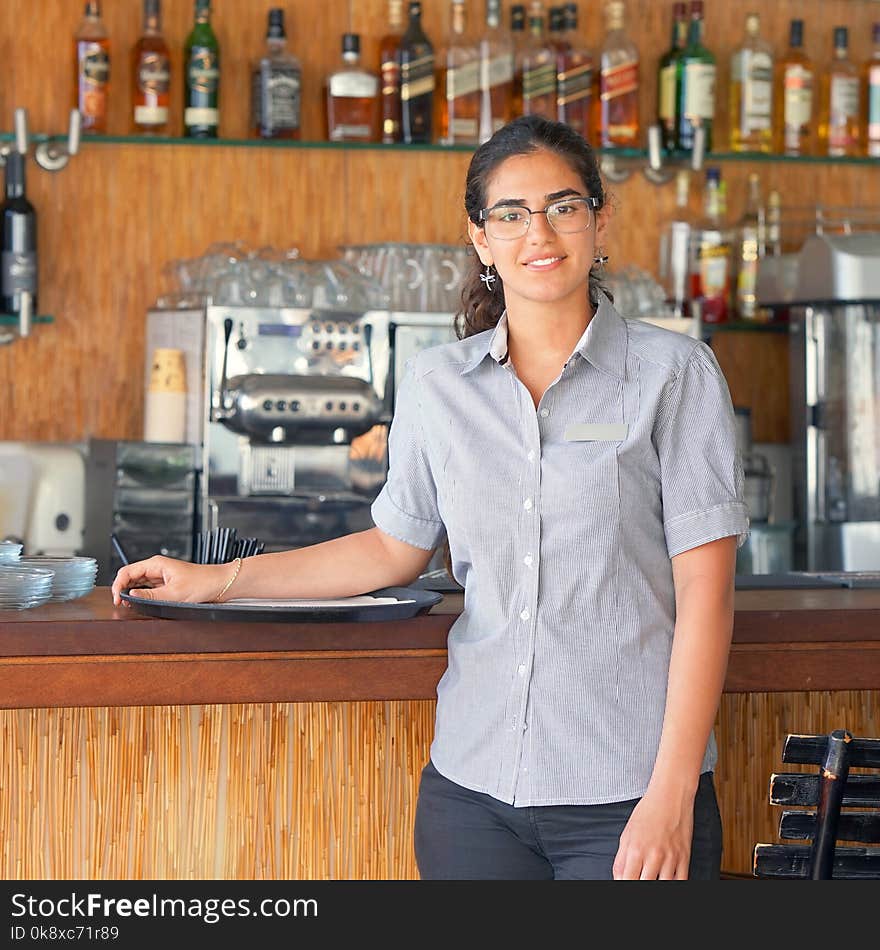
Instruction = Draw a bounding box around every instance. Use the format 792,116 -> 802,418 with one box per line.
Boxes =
455,114 -> 611,343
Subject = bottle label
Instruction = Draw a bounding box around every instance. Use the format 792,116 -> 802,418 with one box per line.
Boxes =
683,62 -> 716,120
330,123 -> 373,141
600,60 -> 638,101
1,251 -> 37,296
658,63 -> 676,123
783,64 -> 813,130
137,53 -> 171,96
82,44 -> 110,85
557,60 -> 592,106
523,62 -> 556,101
184,107 -> 218,126
451,117 -> 479,139
187,49 -> 219,95
868,65 -> 880,147
135,105 -> 169,124
830,75 -> 859,120
446,61 -> 480,100
400,52 -> 435,101
697,238 -> 730,298
381,58 -> 401,96
481,54 -> 514,90
743,51 -> 772,130
329,72 -> 378,99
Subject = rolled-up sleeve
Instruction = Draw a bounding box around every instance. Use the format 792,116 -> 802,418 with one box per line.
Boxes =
370,355 -> 446,551
653,341 -> 750,558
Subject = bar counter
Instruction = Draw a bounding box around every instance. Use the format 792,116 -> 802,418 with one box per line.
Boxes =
1,587 -> 879,879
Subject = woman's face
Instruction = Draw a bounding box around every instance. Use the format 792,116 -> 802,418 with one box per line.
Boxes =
468,148 -> 608,315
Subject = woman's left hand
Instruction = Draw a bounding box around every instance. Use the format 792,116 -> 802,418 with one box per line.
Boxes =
612,786 -> 694,880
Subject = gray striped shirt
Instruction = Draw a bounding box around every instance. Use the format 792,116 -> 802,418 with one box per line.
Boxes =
371,293 -> 749,806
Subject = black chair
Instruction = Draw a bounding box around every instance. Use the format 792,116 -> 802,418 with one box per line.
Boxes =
753,729 -> 880,879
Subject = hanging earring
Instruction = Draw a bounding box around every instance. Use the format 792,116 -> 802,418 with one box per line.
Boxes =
479,263 -> 497,291
593,254 -> 609,266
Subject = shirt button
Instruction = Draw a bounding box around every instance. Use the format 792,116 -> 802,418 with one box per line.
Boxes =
527,450 -> 536,462
517,663 -> 526,676
523,554 -> 533,567
520,608 -> 530,621
523,497 -> 533,510
539,408 -> 550,418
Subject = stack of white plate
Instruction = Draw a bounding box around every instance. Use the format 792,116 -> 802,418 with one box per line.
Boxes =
17,556 -> 98,602
0,540 -> 22,564
0,565 -> 54,609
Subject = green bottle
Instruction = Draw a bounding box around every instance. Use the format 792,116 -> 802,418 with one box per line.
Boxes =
674,0 -> 716,154
657,2 -> 687,152
184,0 -> 220,138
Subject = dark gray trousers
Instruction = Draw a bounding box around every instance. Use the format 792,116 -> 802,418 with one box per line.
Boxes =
414,760 -> 723,880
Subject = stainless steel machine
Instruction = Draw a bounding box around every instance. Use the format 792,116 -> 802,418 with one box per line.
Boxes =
759,232 -> 880,571
146,304 -> 457,555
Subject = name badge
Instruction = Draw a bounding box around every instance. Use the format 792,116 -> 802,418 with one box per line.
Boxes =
564,423 -> 628,442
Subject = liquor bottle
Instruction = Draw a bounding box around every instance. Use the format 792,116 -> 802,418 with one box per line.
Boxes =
131,0 -> 170,134
519,2 -> 556,120
437,0 -> 481,145
1,152 -> 38,318
658,169 -> 693,318
675,0 -> 714,155
326,35 -> 379,143
75,1 -> 111,134
184,0 -> 220,138
252,8 -> 301,140
775,19 -> 814,156
399,1 -> 435,144
689,167 -> 731,324
657,2 -> 687,152
820,27 -> 860,157
729,13 -> 773,153
765,189 -> 781,257
548,6 -> 566,54
734,172 -> 764,320
511,4 -> 527,116
597,0 -> 639,148
379,0 -> 405,144
478,0 -> 515,142
556,3 -> 593,138
864,23 -> 880,158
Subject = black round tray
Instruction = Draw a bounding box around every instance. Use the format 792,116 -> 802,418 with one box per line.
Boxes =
120,585 -> 443,623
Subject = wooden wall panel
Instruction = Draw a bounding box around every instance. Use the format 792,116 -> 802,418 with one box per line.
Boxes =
0,0 -> 878,444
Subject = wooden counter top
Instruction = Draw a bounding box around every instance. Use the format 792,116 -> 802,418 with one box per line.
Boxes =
1,587 -> 879,708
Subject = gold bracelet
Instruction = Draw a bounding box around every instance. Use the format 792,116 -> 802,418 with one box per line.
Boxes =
214,556 -> 242,603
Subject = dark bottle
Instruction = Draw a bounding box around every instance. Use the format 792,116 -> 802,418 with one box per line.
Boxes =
657,1 -> 687,152
132,0 -> 171,134
252,8 -> 302,139
399,1 -> 435,144
675,0 -> 716,154
379,0 -> 405,144
184,0 -> 220,138
1,153 -> 38,318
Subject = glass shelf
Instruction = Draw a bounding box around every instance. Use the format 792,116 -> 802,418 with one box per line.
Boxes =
0,314 -> 53,325
1,131 -> 877,165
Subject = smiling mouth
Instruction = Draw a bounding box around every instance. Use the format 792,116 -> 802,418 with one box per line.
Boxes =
522,255 -> 566,268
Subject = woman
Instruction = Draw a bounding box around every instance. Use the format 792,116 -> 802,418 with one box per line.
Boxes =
112,115 -> 748,880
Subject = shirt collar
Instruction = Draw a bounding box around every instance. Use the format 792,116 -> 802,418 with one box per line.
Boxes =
459,292 -> 627,379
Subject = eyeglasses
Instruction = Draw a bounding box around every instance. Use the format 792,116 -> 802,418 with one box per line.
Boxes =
479,196 -> 600,240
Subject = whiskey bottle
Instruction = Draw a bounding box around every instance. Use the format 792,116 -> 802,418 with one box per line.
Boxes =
511,4 -> 527,116
548,6 -> 566,55
598,0 -> 639,148
399,1 -> 435,144
729,13 -> 773,153
556,2 -> 593,138
775,19 -> 814,156
326,34 -> 379,143
379,0 -> 405,144
657,2 -> 687,152
1,153 -> 38,319
864,23 -> 880,158
75,1 -> 111,135
734,172 -> 765,320
519,1 -> 556,120
437,0 -> 481,145
478,0 -> 514,142
689,167 -> 731,324
675,0 -> 714,154
819,27 -> 861,158
132,0 -> 170,134
252,8 -> 301,140
184,0 -> 220,138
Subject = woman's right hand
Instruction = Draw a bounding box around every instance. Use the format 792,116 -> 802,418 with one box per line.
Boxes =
111,556 -> 230,607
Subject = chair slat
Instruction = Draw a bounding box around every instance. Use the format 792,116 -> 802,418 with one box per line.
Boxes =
770,773 -> 880,808
783,734 -> 880,768
779,810 -> 880,844
754,844 -> 880,880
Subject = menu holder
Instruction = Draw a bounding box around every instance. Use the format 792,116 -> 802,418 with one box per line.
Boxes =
120,585 -> 443,623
